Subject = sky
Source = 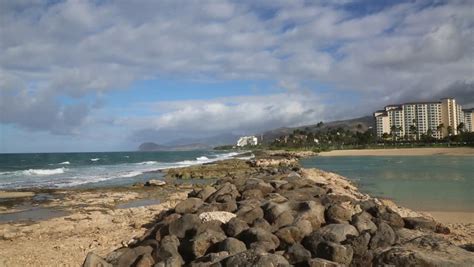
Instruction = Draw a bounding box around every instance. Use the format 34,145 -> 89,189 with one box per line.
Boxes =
1,0 -> 473,153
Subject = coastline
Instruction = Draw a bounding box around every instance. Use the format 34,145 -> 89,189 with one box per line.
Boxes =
0,152 -> 472,266
318,147 -> 474,156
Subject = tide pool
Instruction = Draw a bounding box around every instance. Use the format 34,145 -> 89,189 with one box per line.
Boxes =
300,156 -> 474,212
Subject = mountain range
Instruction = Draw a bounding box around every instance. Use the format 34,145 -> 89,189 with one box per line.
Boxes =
137,115 -> 374,150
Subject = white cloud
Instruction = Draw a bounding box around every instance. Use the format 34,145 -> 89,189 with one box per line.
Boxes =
0,0 -> 473,141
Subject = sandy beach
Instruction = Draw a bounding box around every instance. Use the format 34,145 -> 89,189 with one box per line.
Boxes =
318,147 -> 474,156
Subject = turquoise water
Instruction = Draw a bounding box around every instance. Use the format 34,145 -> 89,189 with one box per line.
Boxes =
0,151 -> 248,189
300,156 -> 474,212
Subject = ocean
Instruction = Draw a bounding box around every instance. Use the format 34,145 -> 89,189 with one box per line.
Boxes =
301,156 -> 474,212
0,150 -> 251,189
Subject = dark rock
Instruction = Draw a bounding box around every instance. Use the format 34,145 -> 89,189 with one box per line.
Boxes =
342,232 -> 370,256
262,202 -> 291,223
325,204 -> 352,224
104,248 -> 129,266
157,235 -> 183,263
294,200 -> 326,230
283,243 -> 311,264
379,211 -> 404,228
186,228 -> 227,260
236,205 -> 264,224
302,232 -> 325,256
196,186 -> 217,201
241,189 -> 264,200
225,217 -> 249,237
116,246 -> 153,267
244,180 -> 274,195
218,237 -> 247,255
206,183 -> 240,203
83,252 -> 112,267
435,223 -> 451,234
316,241 -> 353,265
175,198 -> 204,214
293,219 -> 313,237
275,226 -> 303,248
134,253 -> 154,267
222,249 -> 290,267
238,227 -> 280,252
251,218 -> 272,232
280,187 -> 326,201
307,258 -> 342,267
351,211 -> 377,234
403,217 -> 437,231
189,252 -> 229,267
369,222 -> 396,249
269,180 -> 288,190
317,223 -> 359,243
168,214 -> 201,239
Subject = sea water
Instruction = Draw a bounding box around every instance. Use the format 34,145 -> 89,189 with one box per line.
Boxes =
0,150 -> 250,189
301,156 -> 474,212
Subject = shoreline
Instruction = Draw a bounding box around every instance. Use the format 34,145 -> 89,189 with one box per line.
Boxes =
0,152 -> 473,265
318,147 -> 474,156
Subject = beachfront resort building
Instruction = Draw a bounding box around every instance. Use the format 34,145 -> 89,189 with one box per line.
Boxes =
237,136 -> 258,147
374,98 -> 473,139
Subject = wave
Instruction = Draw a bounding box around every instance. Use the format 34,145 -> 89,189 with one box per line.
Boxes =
58,161 -> 70,165
196,156 -> 209,161
23,168 -> 66,176
136,161 -> 158,165
90,158 -> 100,162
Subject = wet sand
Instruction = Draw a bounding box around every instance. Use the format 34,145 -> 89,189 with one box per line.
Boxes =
424,211 -> 474,224
319,147 -> 474,156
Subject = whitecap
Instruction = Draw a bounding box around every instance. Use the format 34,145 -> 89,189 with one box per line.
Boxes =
136,161 -> 158,165
22,168 -> 66,176
90,158 -> 100,162
197,156 -> 209,161
58,161 -> 70,165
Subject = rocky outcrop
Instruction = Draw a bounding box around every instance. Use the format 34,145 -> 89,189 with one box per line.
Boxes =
85,159 -> 474,266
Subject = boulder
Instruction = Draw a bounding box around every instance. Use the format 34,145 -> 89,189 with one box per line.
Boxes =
351,211 -> 377,233
379,211 -> 404,228
244,180 -> 274,195
175,198 -> 204,214
116,246 -> 153,267
275,226 -> 303,248
222,249 -> 290,267
317,223 -> 359,243
199,211 -> 236,224
206,183 -> 240,203
236,205 -> 264,224
189,252 -> 229,267
283,243 -> 311,264
325,204 -> 352,224
251,218 -> 272,232
196,186 -> 217,201
369,222 -> 396,249
238,227 -> 280,252
134,253 -> 154,267
145,179 -> 166,186
307,258 -> 343,267
293,219 -> 313,237
225,217 -> 249,237
157,235 -> 182,263
294,201 -> 326,230
168,214 -> 201,239
187,229 -> 227,259
83,252 -> 112,267
316,241 -> 353,265
403,217 -> 437,231
241,189 -> 264,200
218,237 -> 247,255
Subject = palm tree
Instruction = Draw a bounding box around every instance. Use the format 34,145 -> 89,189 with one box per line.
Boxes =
436,123 -> 444,138
457,122 -> 465,134
447,126 -> 453,136
409,125 -> 418,141
390,125 -> 397,141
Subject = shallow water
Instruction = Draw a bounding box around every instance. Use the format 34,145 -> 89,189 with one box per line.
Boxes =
116,198 -> 161,209
301,155 -> 474,212
0,207 -> 69,223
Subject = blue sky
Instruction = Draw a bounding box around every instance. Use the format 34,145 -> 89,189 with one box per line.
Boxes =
1,0 -> 473,153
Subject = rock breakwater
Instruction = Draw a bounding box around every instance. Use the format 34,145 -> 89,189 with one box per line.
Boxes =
85,157 -> 474,266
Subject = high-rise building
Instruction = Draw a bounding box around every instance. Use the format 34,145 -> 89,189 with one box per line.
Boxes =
464,108 -> 474,132
374,98 -> 471,139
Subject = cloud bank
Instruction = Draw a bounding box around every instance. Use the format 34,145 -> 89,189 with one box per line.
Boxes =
1,0 -> 473,149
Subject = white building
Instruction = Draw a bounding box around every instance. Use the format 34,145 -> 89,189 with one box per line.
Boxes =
374,98 -> 472,139
237,136 -> 258,147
